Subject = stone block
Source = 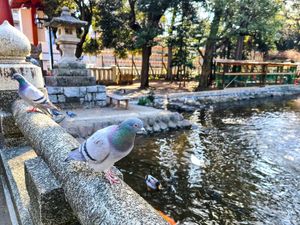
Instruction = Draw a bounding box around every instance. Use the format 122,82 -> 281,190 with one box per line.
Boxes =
53,62 -> 86,69
80,98 -> 85,104
47,87 -> 63,95
152,123 -> 161,132
86,86 -> 97,93
158,121 -> 168,131
44,77 -> 58,86
167,121 -> 177,129
65,97 -> 80,103
48,95 -> 58,103
96,101 -> 106,107
52,68 -> 89,77
97,85 -> 106,92
95,92 -> 106,101
84,93 -> 92,102
45,76 -> 96,87
64,87 -> 80,98
57,95 -> 66,103
79,87 -> 87,96
0,111 -> 22,138
24,157 -> 78,225
0,90 -> 19,112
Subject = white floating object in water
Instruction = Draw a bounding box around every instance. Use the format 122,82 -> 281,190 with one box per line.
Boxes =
284,155 -> 294,161
190,154 -> 206,167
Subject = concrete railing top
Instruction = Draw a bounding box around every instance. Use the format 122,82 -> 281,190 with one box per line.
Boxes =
12,100 -> 168,225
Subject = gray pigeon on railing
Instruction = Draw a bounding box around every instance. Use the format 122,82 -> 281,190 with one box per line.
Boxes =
65,118 -> 145,184
11,73 -> 64,122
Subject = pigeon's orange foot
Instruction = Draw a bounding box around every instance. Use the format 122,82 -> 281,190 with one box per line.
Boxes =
104,169 -> 120,185
27,107 -> 39,113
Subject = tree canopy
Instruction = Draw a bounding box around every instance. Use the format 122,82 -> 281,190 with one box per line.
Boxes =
41,0 -> 299,90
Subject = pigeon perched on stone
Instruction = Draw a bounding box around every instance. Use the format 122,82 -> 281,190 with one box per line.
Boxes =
11,73 -> 64,121
65,118 -> 145,184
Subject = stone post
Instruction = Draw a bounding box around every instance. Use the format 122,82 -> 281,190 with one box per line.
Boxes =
0,20 -> 45,143
13,100 -> 168,225
25,157 -> 79,225
111,65 -> 117,83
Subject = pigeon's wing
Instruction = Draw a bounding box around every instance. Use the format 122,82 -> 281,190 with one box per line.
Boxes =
83,126 -> 117,163
65,148 -> 86,162
21,84 -> 59,112
21,83 -> 47,104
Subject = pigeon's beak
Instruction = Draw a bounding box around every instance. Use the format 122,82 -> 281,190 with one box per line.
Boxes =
138,127 -> 147,135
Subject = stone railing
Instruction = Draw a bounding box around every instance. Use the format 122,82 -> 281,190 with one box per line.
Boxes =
89,66 -> 134,85
89,66 -> 117,85
88,66 -> 169,85
12,100 -> 168,225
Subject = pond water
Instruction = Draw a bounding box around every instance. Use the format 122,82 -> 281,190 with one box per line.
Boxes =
117,97 -> 300,225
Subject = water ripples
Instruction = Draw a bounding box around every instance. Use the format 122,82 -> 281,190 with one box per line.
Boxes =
117,97 -> 300,224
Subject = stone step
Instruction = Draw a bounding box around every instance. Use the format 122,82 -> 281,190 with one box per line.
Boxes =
0,146 -> 36,225
0,174 -> 20,225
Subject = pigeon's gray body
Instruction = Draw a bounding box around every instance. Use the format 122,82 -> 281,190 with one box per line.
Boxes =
12,73 -> 61,116
19,83 -> 50,109
66,118 -> 144,173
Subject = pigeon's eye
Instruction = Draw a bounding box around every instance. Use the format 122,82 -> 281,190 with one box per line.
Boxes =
134,124 -> 138,128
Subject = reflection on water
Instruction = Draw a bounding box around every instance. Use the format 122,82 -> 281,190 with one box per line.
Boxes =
117,97 -> 300,225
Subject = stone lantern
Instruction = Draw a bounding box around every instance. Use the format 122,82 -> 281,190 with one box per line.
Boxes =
45,6 -> 96,86
44,7 -> 106,108
51,6 -> 86,65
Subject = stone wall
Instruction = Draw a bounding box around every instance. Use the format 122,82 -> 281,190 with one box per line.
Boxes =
47,85 -> 107,107
152,85 -> 300,112
62,109 -> 192,139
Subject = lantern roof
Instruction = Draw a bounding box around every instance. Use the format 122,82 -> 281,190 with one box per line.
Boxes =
49,7 -> 87,28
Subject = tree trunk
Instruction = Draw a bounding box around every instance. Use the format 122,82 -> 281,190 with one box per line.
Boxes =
235,35 -> 244,60
75,23 -> 91,58
166,45 -> 173,81
140,45 -> 152,89
197,10 -> 222,91
226,40 -> 231,59
166,6 -> 177,81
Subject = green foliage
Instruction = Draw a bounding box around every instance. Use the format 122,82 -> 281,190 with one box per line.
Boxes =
96,0 -> 175,53
137,97 -> 151,106
166,1 -> 202,74
147,90 -> 155,103
83,35 -> 102,55
41,0 -> 75,18
276,0 -> 300,51
42,0 -> 98,57
137,91 -> 155,106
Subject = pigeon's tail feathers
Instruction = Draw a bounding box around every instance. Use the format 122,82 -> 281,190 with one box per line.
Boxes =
41,101 -> 63,116
65,148 -> 86,162
42,100 -> 59,110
